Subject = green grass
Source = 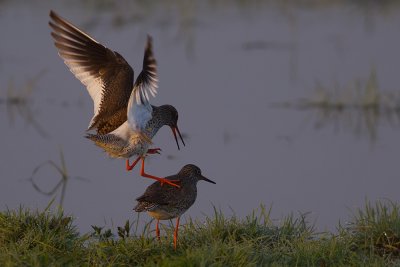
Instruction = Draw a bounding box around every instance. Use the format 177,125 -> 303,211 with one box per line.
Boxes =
1,201 -> 400,266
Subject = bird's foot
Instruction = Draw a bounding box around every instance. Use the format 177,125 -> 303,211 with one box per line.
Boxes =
147,148 -> 162,155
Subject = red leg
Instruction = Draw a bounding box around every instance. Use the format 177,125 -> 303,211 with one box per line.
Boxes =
173,217 -> 180,250
126,157 -> 141,171
140,158 -> 180,188
156,219 -> 160,241
147,148 -> 162,155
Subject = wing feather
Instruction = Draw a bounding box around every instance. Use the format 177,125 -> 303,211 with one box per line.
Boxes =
49,10 -> 134,133
127,36 -> 158,132
133,201 -> 160,212
134,174 -> 179,208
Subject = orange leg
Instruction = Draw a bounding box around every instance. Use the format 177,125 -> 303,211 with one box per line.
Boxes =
156,219 -> 160,241
126,157 -> 141,171
126,148 -> 160,171
140,158 -> 180,188
173,217 -> 180,250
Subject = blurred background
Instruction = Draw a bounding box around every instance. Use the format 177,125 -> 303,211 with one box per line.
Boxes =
1,0 -> 400,233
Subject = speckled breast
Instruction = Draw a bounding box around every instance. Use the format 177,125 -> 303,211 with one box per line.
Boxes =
121,134 -> 151,158
113,120 -> 161,159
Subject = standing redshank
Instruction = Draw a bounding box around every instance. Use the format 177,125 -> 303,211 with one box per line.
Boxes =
49,11 -> 185,187
134,164 -> 216,249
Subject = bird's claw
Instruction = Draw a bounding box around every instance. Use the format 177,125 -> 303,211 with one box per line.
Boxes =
147,148 -> 162,155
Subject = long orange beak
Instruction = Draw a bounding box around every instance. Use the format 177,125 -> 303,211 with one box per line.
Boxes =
171,125 -> 185,150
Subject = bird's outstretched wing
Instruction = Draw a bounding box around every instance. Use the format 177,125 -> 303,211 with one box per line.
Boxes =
49,10 -> 134,134
127,36 -> 158,133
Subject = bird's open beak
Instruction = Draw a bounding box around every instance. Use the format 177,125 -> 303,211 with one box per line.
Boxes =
201,175 -> 216,184
171,125 -> 185,150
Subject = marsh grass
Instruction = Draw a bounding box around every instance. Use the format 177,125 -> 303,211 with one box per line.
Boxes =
0,202 -> 85,266
346,200 -> 400,258
1,200 -> 400,266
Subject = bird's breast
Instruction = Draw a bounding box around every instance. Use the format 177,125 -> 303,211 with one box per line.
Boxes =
147,210 -> 176,220
126,133 -> 151,155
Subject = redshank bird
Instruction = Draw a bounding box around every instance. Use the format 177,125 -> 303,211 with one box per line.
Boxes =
134,164 -> 215,249
49,11 -> 185,187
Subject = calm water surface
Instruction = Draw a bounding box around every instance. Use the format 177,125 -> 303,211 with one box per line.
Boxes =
1,1 -> 400,233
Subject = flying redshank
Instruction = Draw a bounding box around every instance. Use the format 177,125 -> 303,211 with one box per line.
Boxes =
49,11 -> 185,187
134,164 -> 216,249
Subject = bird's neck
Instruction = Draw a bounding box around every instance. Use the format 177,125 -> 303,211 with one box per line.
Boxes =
151,105 -> 170,123
177,176 -> 199,187
142,107 -> 165,139
142,120 -> 162,139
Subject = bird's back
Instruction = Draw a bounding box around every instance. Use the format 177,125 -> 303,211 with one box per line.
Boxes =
134,174 -> 198,219
95,107 -> 128,135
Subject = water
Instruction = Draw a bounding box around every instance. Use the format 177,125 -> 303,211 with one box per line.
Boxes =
1,0 -> 400,233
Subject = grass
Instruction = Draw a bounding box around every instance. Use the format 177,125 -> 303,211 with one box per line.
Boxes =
0,201 -> 399,266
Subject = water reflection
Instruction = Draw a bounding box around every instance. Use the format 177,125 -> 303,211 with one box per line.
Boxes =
72,0 -> 400,63
274,68 -> 400,142
242,41 -> 295,51
27,148 -> 89,208
0,71 -> 48,138
75,0 -> 400,31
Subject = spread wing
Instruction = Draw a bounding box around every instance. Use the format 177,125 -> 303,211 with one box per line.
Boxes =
49,10 -> 134,133
127,36 -> 158,132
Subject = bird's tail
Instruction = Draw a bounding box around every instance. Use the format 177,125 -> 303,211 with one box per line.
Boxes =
133,201 -> 158,212
85,133 -> 126,155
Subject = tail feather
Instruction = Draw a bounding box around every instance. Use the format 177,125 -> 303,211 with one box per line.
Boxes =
85,133 -> 126,153
134,201 -> 158,212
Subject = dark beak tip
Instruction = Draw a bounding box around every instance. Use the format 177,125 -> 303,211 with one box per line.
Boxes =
171,127 -> 181,150
175,126 -> 185,149
202,176 -> 216,184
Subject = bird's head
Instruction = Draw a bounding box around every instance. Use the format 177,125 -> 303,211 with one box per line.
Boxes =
163,105 -> 185,150
179,164 -> 216,184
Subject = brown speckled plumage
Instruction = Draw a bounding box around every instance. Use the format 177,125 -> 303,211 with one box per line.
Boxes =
49,11 -> 185,187
134,164 -> 215,249
134,164 -> 216,219
95,108 -> 128,135
86,105 -> 180,158
49,11 -> 134,134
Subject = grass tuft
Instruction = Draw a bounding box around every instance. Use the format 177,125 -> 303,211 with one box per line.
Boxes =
347,200 -> 400,258
0,206 -> 85,266
1,201 -> 400,266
